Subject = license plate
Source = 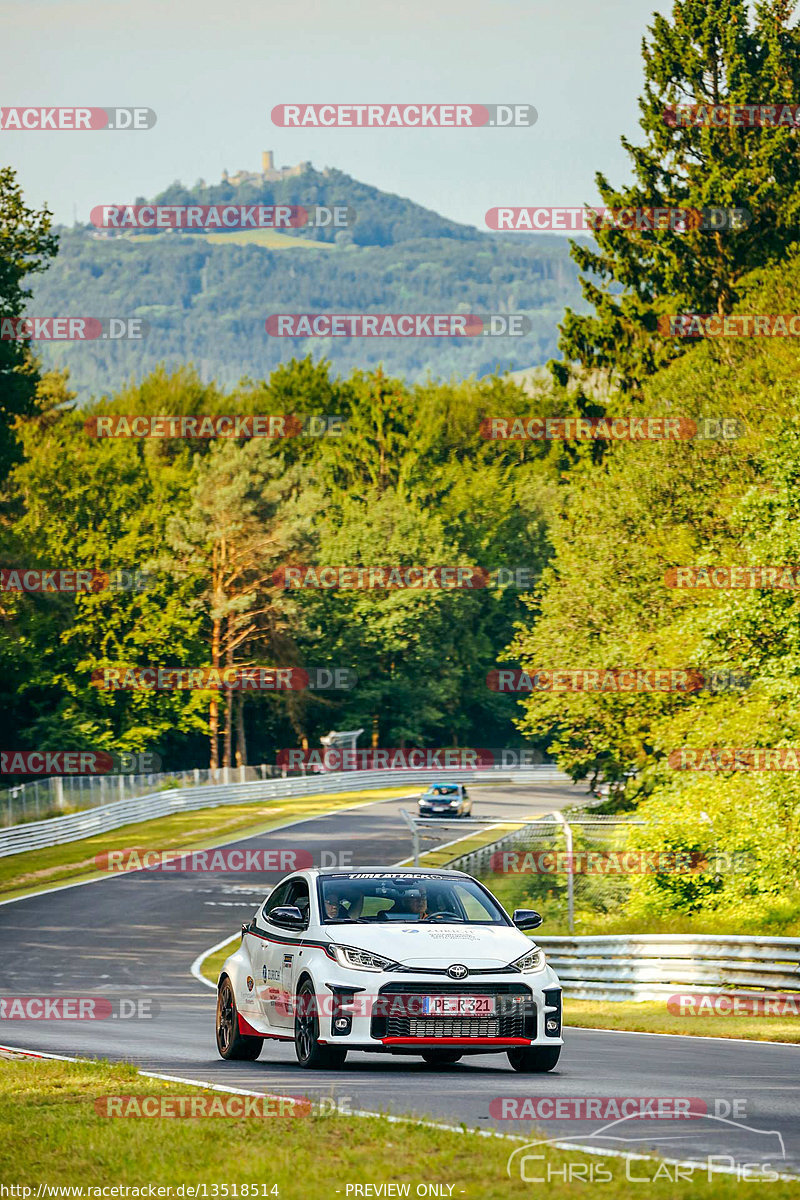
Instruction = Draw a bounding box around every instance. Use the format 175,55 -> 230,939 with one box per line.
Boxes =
421,995 -> 495,1016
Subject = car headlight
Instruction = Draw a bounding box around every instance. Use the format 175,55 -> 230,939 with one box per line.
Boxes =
510,946 -> 546,973
330,945 -> 398,972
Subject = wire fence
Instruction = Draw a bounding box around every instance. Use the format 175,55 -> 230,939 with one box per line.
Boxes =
0,763 -> 303,828
447,813 -> 647,933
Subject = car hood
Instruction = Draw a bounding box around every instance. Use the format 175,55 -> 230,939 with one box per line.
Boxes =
324,923 -> 535,969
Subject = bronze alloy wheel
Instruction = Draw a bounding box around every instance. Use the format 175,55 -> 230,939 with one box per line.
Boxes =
216,977 -> 263,1061
294,980 -> 348,1069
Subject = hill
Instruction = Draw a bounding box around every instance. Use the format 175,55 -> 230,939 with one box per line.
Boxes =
27,163 -> 587,398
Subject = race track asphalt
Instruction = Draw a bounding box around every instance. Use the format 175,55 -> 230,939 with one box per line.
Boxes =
1,779 -> 798,1178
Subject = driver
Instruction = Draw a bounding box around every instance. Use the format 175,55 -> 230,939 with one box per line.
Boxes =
386,884 -> 428,919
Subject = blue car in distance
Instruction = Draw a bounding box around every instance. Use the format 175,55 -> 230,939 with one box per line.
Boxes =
418,782 -> 473,817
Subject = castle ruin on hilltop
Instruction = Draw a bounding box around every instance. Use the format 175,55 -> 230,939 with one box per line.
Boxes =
222,151 -> 311,186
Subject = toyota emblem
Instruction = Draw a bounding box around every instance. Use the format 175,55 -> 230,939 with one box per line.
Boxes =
447,963 -> 468,979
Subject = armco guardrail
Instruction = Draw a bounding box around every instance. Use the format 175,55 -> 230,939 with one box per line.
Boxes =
0,762 -> 288,827
535,934 -> 800,1001
0,766 -> 571,858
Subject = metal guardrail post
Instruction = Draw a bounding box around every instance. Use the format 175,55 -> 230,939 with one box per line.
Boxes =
553,810 -> 574,934
398,811 -> 422,868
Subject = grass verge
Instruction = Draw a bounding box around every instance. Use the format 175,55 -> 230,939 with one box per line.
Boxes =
1,1055 -> 796,1197
394,820 -> 523,870
0,787 -> 413,903
565,998 -> 800,1043
199,936 -> 240,986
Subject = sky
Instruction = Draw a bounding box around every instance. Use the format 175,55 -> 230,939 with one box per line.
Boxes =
0,0 -> 668,231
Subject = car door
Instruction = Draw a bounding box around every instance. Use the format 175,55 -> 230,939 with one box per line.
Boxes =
267,877 -> 310,1028
266,873 -> 309,1032
252,880 -> 291,1024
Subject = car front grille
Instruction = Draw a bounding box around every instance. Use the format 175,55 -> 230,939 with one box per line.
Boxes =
402,1017 -> 502,1038
371,982 -> 535,1040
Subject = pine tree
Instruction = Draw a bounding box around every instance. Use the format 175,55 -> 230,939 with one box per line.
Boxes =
555,0 -> 800,394
0,168 -> 58,476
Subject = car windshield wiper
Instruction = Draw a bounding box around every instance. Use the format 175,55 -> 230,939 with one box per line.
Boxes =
324,917 -> 379,923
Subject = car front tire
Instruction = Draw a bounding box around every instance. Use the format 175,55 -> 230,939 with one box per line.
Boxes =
216,976 -> 263,1061
507,1045 -> 561,1073
294,980 -> 348,1069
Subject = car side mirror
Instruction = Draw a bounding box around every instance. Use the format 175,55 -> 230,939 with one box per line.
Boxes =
512,908 -> 543,930
269,904 -> 306,930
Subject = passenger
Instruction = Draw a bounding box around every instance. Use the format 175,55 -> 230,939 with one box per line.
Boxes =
323,884 -> 363,921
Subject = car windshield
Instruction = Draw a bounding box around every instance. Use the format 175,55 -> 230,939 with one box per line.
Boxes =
318,874 -> 508,925
426,785 -> 459,796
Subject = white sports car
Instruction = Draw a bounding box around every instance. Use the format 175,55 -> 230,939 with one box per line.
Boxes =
215,867 -> 563,1072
